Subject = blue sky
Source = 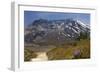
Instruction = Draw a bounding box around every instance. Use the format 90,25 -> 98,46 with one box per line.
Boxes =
24,11 -> 90,26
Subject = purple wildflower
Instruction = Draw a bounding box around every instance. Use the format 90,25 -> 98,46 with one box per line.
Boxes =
73,49 -> 81,57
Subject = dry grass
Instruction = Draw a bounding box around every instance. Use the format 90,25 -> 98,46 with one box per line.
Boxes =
47,39 -> 90,60
24,48 -> 37,61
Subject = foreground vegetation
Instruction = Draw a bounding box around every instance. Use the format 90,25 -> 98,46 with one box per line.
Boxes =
24,39 -> 90,61
47,39 -> 90,60
24,48 -> 37,61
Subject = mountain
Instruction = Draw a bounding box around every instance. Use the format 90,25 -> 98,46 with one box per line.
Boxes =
24,19 -> 90,45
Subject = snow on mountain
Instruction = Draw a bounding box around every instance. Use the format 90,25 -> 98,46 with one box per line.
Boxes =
76,20 -> 90,29
24,19 -> 90,44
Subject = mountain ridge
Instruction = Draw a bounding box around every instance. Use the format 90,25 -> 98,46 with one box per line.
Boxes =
24,19 -> 90,45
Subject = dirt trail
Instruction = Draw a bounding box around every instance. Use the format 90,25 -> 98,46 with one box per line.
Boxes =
31,52 -> 48,61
